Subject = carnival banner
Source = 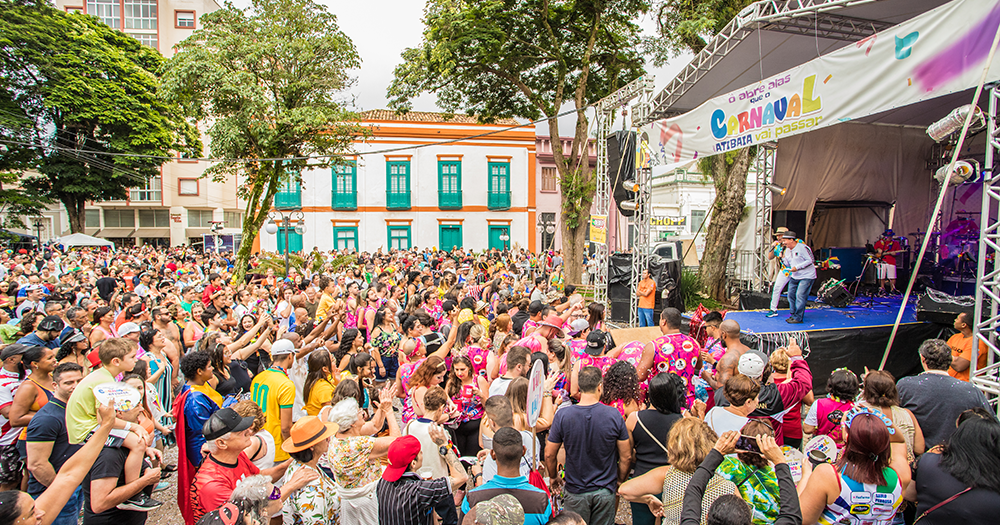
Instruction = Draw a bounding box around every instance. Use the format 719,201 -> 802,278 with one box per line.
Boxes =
643,0 -> 1000,170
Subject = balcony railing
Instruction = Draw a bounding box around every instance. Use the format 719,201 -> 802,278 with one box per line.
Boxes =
487,191 -> 511,210
438,191 -> 462,209
274,190 -> 301,209
386,191 -> 410,210
331,191 -> 357,210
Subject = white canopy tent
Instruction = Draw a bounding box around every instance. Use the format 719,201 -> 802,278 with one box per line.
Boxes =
54,233 -> 115,249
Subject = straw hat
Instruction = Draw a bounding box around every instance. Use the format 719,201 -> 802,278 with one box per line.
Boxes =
280,416 -> 339,453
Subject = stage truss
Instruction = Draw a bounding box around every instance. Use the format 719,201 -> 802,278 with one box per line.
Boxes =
973,84 -> 1000,412
592,76 -> 656,317
752,144 -> 778,291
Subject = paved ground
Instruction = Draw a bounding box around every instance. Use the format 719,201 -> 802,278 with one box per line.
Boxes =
147,446 -> 184,525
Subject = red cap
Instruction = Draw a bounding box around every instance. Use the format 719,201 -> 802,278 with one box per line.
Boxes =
86,348 -> 101,369
382,435 -> 421,482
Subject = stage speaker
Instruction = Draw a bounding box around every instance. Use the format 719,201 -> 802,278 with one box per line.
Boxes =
607,130 -> 637,217
818,279 -> 854,307
773,210 -> 807,237
916,290 -> 974,326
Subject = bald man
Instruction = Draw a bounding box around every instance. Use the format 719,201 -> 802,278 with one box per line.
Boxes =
708,319 -> 752,405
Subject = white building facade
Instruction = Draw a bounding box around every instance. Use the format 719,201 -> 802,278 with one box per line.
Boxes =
256,111 -> 537,253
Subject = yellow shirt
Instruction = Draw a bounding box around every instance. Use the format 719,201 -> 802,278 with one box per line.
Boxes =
304,377 -> 336,417
191,383 -> 225,408
316,292 -> 336,321
66,367 -> 115,444
251,367 -> 296,461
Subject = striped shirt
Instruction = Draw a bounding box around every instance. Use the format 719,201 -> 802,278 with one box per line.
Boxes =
377,472 -> 454,525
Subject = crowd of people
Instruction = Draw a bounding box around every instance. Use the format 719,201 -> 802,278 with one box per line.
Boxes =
0,243 -> 997,525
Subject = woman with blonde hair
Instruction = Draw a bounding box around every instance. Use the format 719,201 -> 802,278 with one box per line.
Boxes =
770,347 -> 813,449
619,417 -> 738,523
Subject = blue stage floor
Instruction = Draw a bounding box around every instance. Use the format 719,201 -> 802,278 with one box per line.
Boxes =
726,297 -> 920,334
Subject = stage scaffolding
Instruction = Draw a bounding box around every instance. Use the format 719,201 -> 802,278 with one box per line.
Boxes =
591,76 -> 655,320
752,144 -> 778,292
973,85 -> 1000,412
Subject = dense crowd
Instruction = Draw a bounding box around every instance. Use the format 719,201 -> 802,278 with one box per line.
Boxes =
0,243 -> 997,525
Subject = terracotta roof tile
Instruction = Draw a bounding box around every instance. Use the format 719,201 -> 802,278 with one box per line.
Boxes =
361,109 -> 522,126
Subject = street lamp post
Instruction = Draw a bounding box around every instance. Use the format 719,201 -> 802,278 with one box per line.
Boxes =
31,218 -> 44,250
264,211 -> 305,277
536,217 -> 557,251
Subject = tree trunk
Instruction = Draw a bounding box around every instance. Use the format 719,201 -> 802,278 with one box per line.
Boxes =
231,165 -> 282,285
698,148 -> 752,302
63,196 -> 85,234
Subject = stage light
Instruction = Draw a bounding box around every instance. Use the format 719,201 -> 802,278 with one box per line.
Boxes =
927,105 -> 984,142
934,160 -> 979,185
767,183 -> 787,196
620,200 -> 637,212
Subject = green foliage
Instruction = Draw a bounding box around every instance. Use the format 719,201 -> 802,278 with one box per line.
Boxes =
160,0 -> 364,284
0,1 -> 199,231
388,0 -> 649,282
679,269 -> 724,311
559,166 -> 596,229
645,0 -> 755,63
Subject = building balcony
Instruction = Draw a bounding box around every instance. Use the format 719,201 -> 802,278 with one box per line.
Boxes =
331,191 -> 357,210
438,191 -> 462,210
386,191 -> 410,210
487,191 -> 511,210
274,191 -> 301,210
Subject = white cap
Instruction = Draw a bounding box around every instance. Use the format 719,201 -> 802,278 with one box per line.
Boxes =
270,338 -> 296,357
737,350 -> 767,379
118,322 -> 141,337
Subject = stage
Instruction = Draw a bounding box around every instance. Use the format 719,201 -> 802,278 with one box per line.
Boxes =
727,297 -> 948,394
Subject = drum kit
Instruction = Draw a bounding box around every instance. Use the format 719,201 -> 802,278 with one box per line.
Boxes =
931,213 -> 980,276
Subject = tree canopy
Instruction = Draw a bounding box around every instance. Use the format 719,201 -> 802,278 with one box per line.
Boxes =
161,0 -> 363,283
0,0 -> 199,232
389,0 -> 649,282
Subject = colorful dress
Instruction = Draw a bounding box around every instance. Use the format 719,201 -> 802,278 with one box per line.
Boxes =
282,460 -> 340,525
461,345 -> 490,379
370,328 -> 401,359
817,467 -> 903,525
454,383 -> 484,423
716,457 -> 781,525
649,333 -> 702,403
398,358 -> 425,424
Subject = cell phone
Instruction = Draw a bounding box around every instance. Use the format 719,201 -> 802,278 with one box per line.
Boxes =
735,435 -> 761,454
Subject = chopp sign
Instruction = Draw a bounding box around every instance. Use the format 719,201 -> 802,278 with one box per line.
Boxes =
650,216 -> 686,227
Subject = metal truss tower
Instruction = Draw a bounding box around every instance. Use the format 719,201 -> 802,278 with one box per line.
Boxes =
753,144 -> 777,291
973,85 -> 1000,413
591,76 -> 655,311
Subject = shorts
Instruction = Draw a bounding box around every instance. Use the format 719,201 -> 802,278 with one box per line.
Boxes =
376,355 -> 399,381
0,443 -> 23,485
877,263 -> 897,279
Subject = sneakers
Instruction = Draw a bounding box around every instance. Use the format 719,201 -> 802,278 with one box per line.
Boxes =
153,481 -> 170,492
117,493 -> 163,512
765,310 -> 779,318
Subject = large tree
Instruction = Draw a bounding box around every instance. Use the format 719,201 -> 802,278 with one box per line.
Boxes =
389,0 -> 648,284
0,0 -> 199,233
161,0 -> 362,284
649,0 -> 756,301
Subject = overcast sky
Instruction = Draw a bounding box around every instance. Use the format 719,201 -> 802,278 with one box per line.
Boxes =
230,1 -> 692,132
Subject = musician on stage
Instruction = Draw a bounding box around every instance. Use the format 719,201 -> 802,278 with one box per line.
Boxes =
765,227 -> 791,318
874,229 -> 902,294
780,231 -> 816,324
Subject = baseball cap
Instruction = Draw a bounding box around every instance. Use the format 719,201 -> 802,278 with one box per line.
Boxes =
737,349 -> 768,379
117,322 -> 141,337
59,329 -> 86,346
0,344 -> 30,360
270,338 -> 296,357
567,318 -> 590,337
37,315 -> 65,332
382,435 -> 422,482
473,494 -> 525,525
585,330 -> 607,356
25,284 -> 44,292
203,407 -> 255,441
